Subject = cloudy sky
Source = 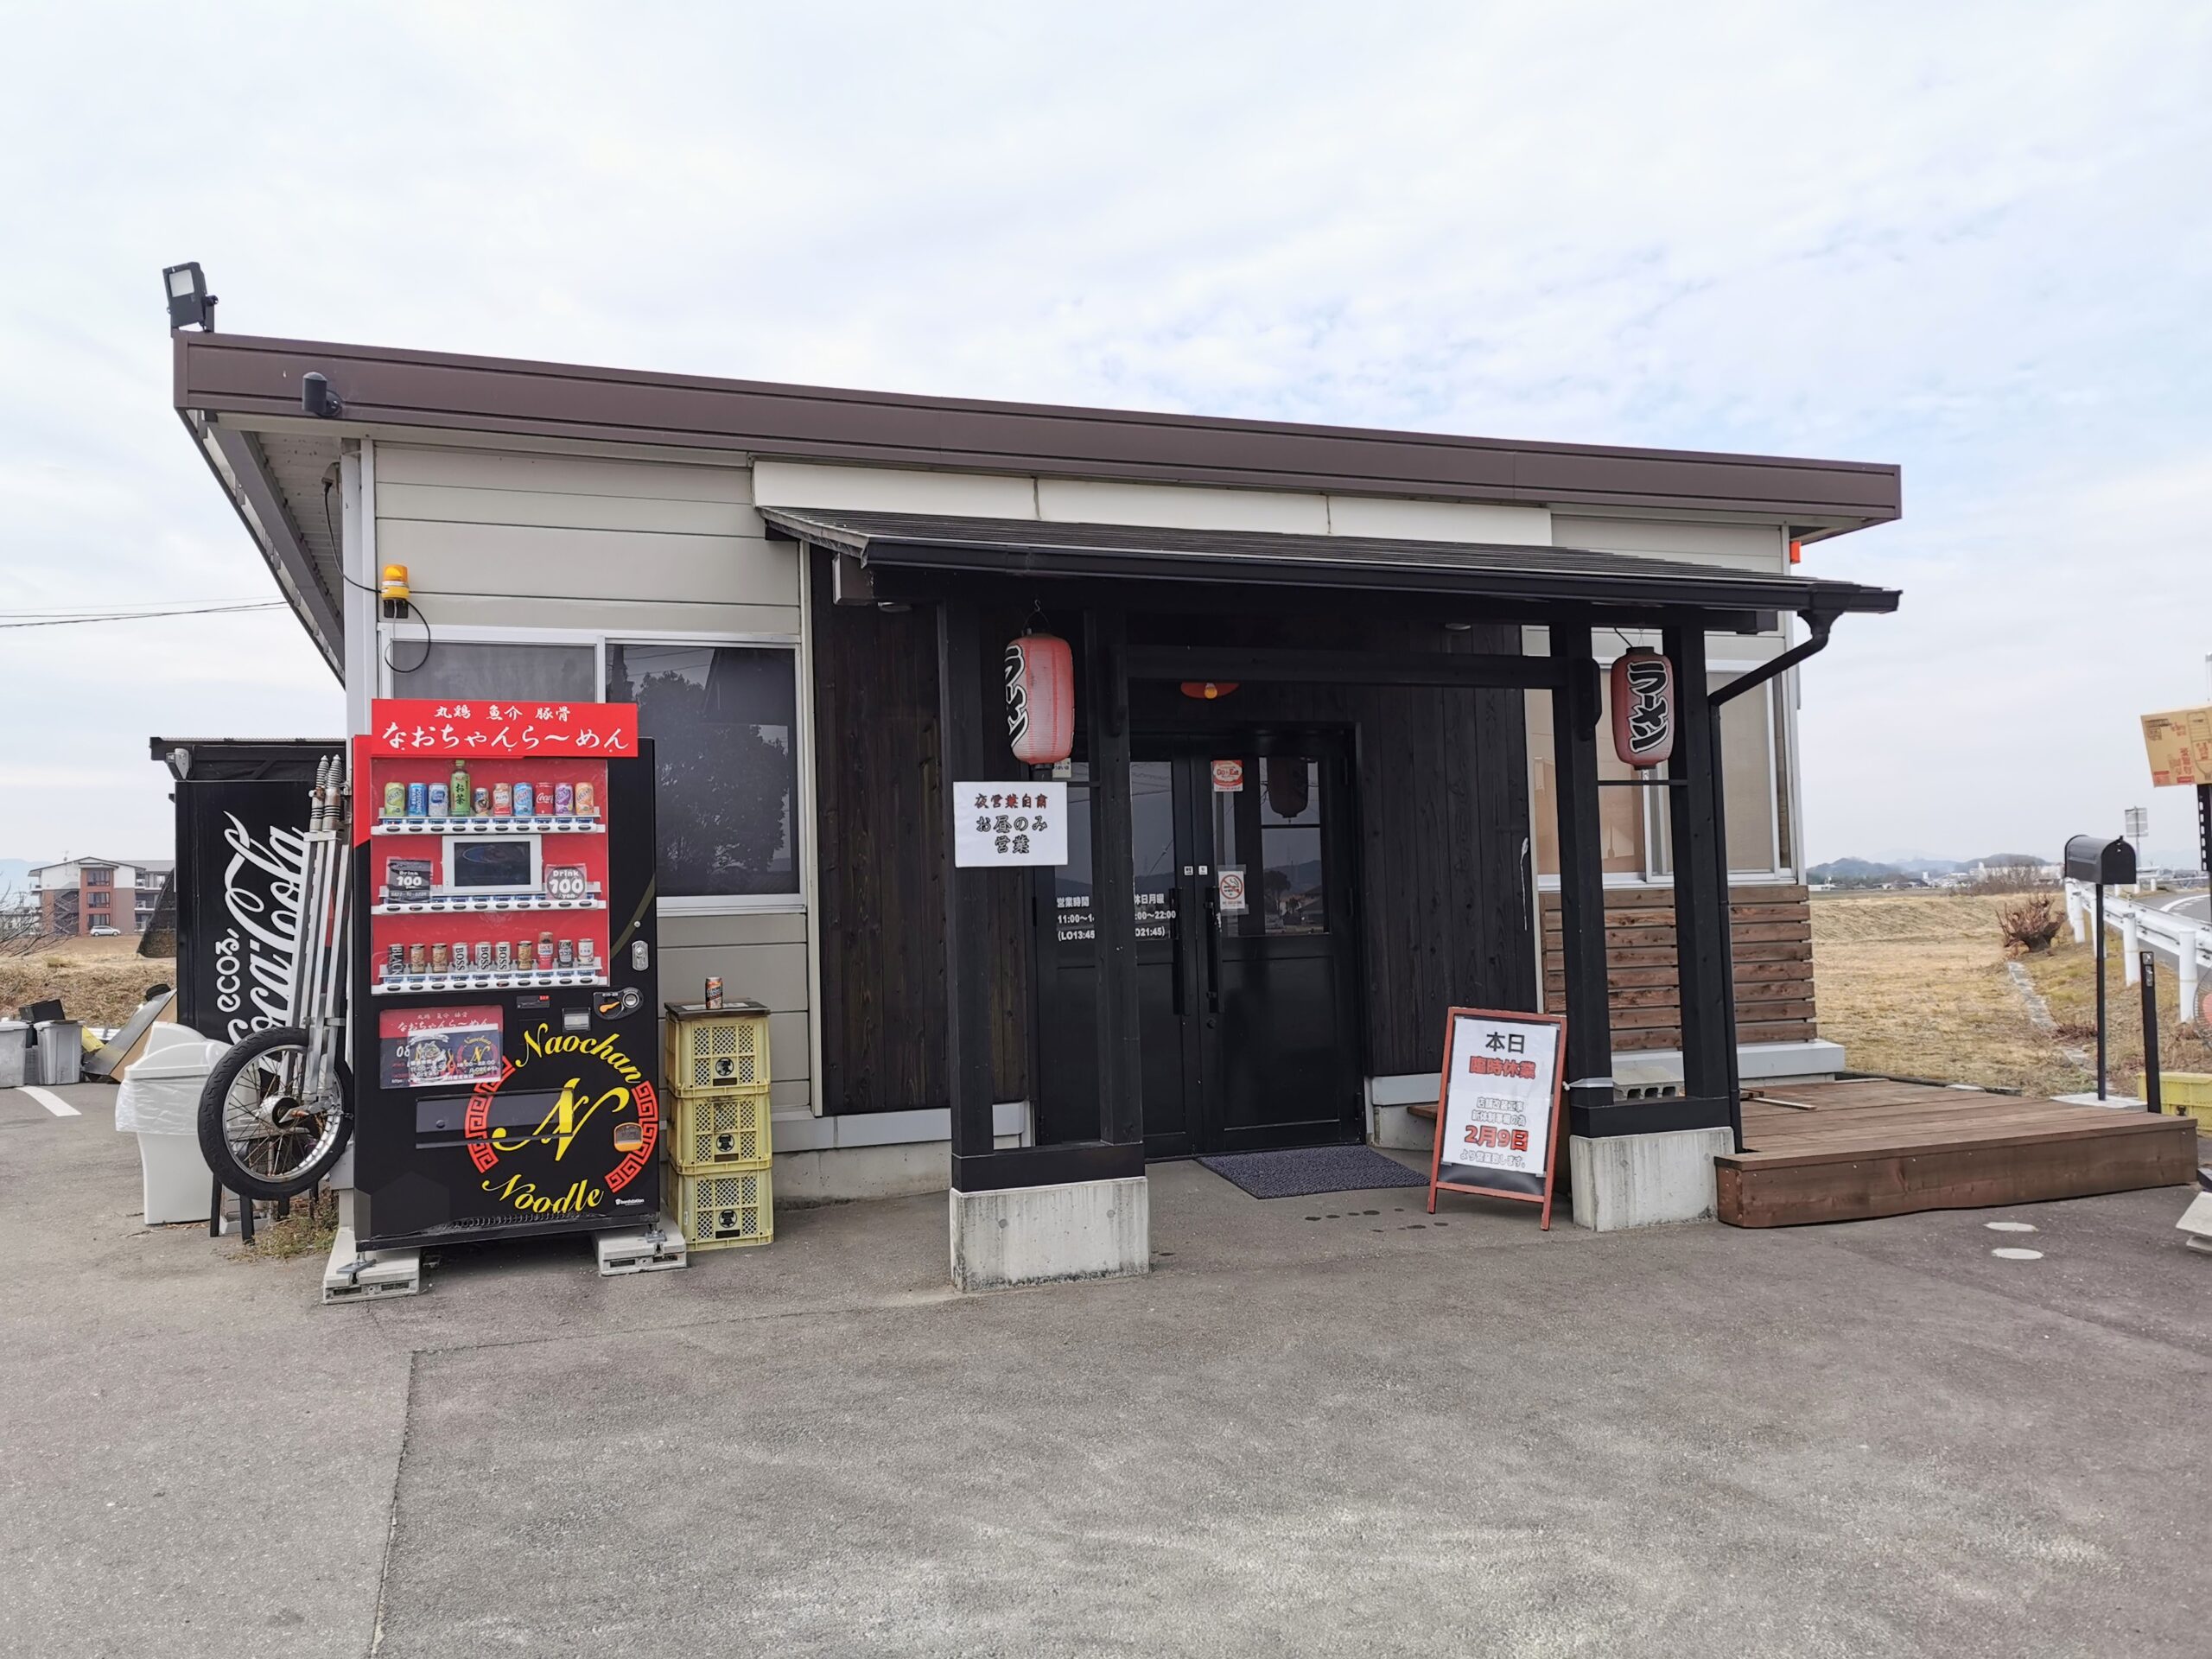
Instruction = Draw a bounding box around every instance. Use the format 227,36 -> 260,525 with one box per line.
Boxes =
3,1 -> 2208,869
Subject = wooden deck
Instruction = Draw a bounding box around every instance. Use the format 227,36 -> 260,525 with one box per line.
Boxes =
1715,1078 -> 2201,1228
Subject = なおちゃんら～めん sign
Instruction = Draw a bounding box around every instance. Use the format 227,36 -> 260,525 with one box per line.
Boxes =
1427,1007 -> 1567,1229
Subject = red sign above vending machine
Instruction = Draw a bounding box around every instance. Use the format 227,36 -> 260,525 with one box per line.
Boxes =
365,699 -> 638,758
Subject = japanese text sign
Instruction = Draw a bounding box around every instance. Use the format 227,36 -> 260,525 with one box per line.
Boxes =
953,781 -> 1070,868
1610,650 -> 1675,769
2139,706 -> 2212,786
365,699 -> 637,759
1428,1007 -> 1567,1229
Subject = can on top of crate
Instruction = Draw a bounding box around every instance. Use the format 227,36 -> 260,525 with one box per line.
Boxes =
664,999 -> 771,1093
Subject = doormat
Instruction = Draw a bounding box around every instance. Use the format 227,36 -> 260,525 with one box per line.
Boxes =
1197,1144 -> 1428,1200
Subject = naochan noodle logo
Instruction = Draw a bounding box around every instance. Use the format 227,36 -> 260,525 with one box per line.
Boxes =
464,1023 -> 657,1217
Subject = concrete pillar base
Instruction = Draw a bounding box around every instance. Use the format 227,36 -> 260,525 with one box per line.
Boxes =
949,1176 -> 1150,1291
1568,1128 -> 1732,1231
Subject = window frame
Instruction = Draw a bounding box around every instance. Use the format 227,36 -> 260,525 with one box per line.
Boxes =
1525,625 -> 1799,893
374,620 -> 810,916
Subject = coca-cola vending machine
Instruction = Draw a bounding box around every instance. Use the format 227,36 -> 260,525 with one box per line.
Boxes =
350,699 -> 660,1249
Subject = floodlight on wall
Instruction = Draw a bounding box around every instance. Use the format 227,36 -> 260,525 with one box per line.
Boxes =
162,262 -> 216,331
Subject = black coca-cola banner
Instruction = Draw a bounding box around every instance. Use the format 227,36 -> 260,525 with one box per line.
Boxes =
175,778 -> 318,1042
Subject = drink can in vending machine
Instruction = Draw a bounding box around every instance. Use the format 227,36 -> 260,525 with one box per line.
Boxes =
512,781 -> 535,817
386,943 -> 405,980
429,943 -> 450,974
554,782 -> 574,816
383,782 -> 405,818
537,931 -> 556,969
556,938 -> 575,969
576,938 -> 595,968
451,940 -> 469,972
407,943 -> 428,975
406,781 -> 427,817
476,940 -> 493,971
575,781 -> 597,817
492,782 -> 512,817
494,941 -> 512,970
428,783 -> 448,818
535,782 -> 553,818
705,976 -> 724,1010
473,787 -> 491,817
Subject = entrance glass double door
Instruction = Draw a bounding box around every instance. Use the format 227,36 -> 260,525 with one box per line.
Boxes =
1033,737 -> 1363,1159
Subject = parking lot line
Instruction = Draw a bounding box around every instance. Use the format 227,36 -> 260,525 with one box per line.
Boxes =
19,1088 -> 81,1118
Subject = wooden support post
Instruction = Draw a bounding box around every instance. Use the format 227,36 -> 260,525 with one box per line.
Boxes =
938,597 -> 998,1187
1665,624 -> 1735,1138
1550,613 -> 1614,1135
1085,606 -> 1145,1150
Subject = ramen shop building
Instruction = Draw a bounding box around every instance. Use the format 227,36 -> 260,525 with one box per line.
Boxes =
175,326 -> 1900,1285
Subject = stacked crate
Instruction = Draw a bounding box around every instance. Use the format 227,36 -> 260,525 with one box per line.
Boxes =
662,1000 -> 774,1249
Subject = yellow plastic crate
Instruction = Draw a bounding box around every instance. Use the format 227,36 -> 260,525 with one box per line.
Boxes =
668,1088 -> 772,1171
2152,1071 -> 2211,1132
664,1001 -> 771,1092
669,1165 -> 773,1250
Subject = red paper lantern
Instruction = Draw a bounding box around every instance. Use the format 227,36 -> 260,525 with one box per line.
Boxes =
1609,649 -> 1675,768
1004,633 -> 1075,765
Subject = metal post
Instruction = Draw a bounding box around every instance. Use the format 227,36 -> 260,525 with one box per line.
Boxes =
2139,950 -> 2162,1115
936,598 -> 997,1187
1549,614 -> 1613,1139
2094,880 -> 2107,1101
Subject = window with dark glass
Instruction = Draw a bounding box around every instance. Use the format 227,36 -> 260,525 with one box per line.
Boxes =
605,643 -> 800,899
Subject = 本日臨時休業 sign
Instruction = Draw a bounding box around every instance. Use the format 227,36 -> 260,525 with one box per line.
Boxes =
953,782 -> 1069,867
1427,1007 -> 1567,1229
365,698 -> 637,758
2139,706 -> 2212,786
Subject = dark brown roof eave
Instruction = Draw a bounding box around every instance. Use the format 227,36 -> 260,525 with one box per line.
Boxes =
174,330 -> 1902,531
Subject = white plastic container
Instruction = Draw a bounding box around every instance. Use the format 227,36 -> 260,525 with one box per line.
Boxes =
0,1020 -> 27,1089
116,1026 -> 229,1225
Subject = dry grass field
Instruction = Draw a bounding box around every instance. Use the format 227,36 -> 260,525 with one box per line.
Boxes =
0,934 -> 175,1028
1812,887 -> 2210,1098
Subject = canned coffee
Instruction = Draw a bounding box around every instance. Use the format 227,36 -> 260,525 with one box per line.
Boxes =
406,781 -> 427,817
556,938 -> 575,969
387,943 -> 405,978
537,931 -> 556,969
407,942 -> 428,975
512,781 -> 535,817
429,943 -> 450,973
476,940 -> 493,971
576,938 -> 595,967
494,941 -> 513,970
473,786 -> 491,817
704,976 -> 724,1010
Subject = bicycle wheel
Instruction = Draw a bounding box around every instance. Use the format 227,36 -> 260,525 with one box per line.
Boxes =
196,1026 -> 353,1200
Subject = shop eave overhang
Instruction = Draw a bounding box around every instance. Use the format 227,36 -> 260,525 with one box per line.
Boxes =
177,408 -> 343,678
757,506 -> 1903,621
172,330 -> 1903,531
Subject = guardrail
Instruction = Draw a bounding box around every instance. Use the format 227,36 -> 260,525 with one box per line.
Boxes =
2066,878 -> 2212,1018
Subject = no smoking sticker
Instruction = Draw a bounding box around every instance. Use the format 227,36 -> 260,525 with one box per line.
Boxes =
1217,866 -> 1247,915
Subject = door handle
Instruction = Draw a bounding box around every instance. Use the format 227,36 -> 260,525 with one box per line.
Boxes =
1168,891 -> 1185,1016
1204,886 -> 1222,1014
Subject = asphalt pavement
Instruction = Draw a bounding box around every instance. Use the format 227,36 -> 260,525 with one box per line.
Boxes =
3,1082 -> 2209,1658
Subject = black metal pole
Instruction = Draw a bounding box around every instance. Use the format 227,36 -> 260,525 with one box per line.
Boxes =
2094,881 -> 2107,1101
2139,949 -> 2162,1114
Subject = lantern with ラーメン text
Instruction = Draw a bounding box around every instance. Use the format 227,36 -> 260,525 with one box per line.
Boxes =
1005,632 -> 1075,766
1610,649 -> 1675,768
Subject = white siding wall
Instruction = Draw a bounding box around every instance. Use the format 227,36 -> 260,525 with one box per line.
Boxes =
369,442 -> 817,1112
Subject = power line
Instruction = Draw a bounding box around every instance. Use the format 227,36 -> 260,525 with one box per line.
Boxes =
0,601 -> 288,630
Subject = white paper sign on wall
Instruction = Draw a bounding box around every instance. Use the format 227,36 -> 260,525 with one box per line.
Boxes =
952,781 -> 1070,868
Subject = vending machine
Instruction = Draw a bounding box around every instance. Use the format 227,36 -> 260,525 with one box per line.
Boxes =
350,699 -> 661,1249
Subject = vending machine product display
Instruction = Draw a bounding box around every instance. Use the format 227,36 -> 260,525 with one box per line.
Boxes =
350,699 -> 660,1248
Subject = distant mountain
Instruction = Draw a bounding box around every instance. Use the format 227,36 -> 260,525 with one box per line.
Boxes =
1808,857 -> 1907,881
0,858 -> 32,897
1971,853 -> 2046,869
